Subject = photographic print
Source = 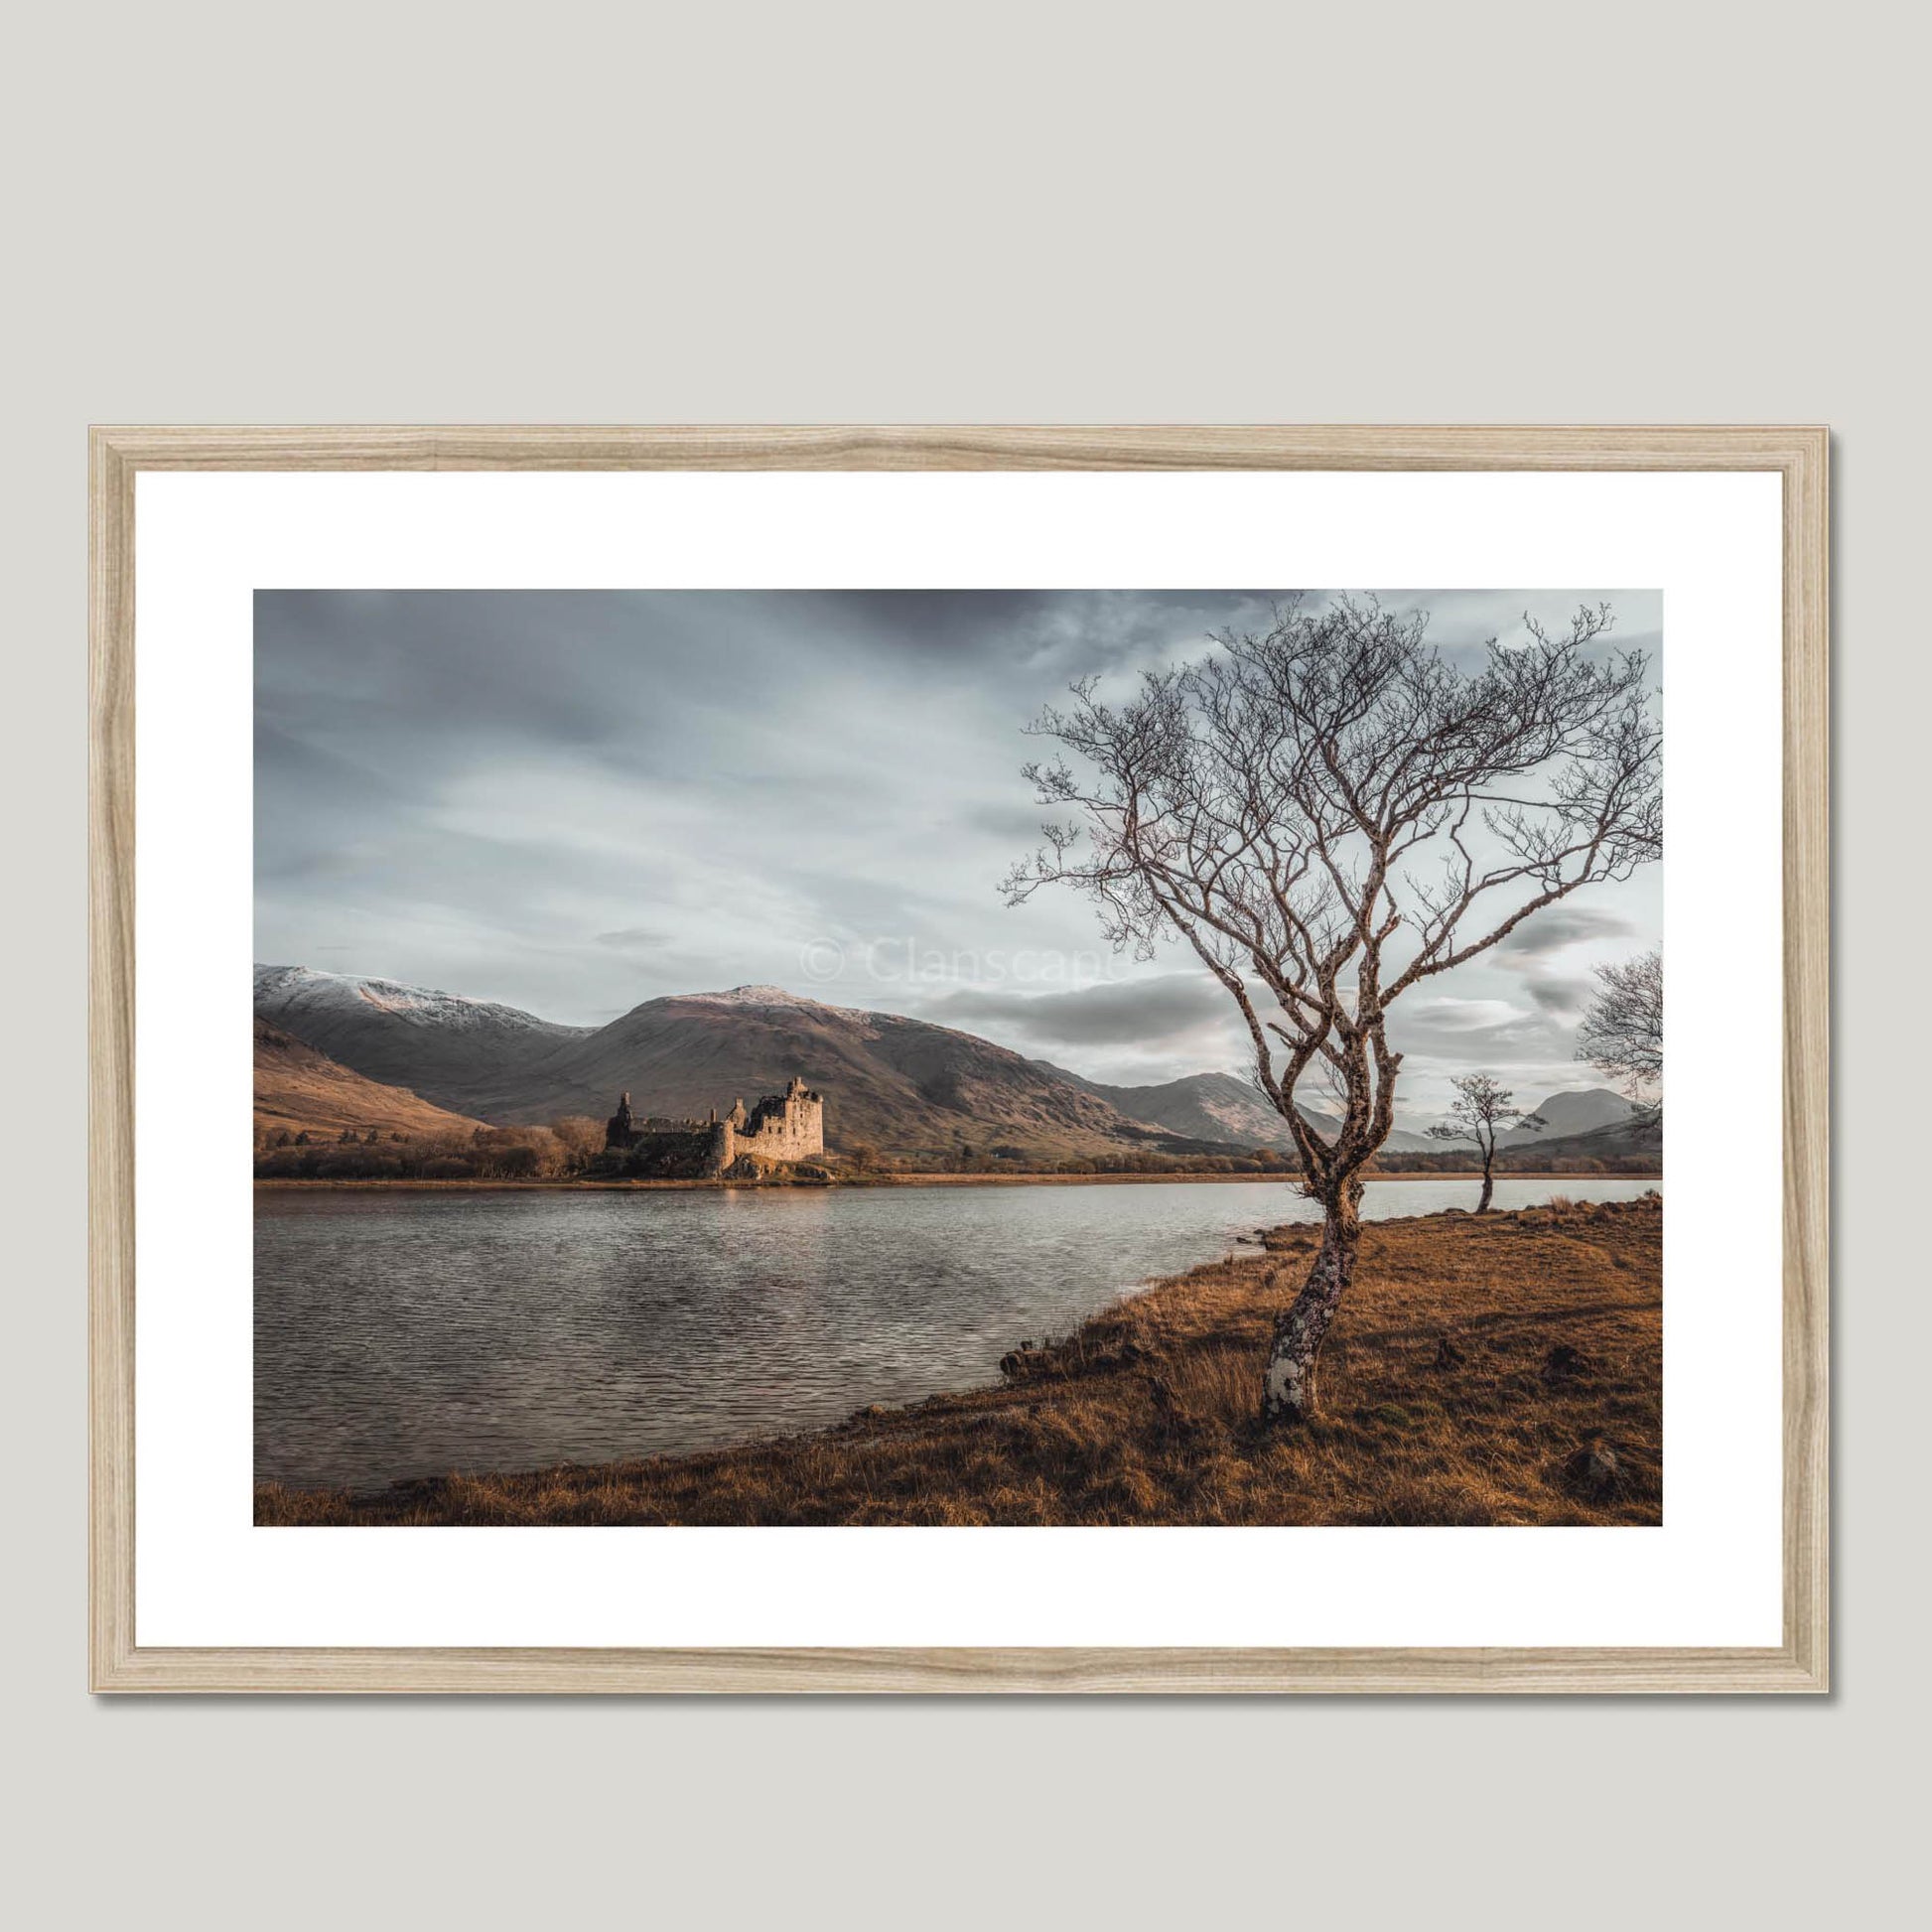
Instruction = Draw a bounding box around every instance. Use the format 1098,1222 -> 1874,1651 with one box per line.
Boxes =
251,586 -> 1665,1530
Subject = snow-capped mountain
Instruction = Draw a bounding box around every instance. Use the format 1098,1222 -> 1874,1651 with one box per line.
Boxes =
253,965 -> 592,1114
264,966 -> 1626,1164
253,964 -> 582,1035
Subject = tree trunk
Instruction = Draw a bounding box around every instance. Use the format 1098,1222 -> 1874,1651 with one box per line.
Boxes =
1261,1190 -> 1362,1424
1476,1159 -> 1494,1214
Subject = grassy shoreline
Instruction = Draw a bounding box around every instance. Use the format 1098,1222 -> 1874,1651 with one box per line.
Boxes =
254,1170 -> 1660,1192
256,1196 -> 1663,1527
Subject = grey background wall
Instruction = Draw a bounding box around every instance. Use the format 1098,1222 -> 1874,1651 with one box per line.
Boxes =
5,2 -> 1919,1924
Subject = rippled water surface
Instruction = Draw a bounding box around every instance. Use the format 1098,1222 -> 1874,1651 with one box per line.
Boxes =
255,1176 -> 1659,1489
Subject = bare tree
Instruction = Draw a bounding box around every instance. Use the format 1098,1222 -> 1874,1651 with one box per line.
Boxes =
1577,946 -> 1663,1120
1004,595 -> 1660,1423
1427,1072 -> 1545,1213
549,1115 -> 611,1173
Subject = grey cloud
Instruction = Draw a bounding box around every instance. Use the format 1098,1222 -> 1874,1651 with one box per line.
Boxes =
1496,905 -> 1637,958
921,976 -> 1232,1048
1519,970 -> 1592,1016
256,589 -> 1661,1082
1386,995 -> 1571,1064
820,589 -> 1284,676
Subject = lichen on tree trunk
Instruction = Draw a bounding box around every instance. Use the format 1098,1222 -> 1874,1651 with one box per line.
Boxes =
1261,1185 -> 1363,1424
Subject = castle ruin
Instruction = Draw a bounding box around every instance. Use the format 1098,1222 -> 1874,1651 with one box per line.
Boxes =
605,1075 -> 824,1178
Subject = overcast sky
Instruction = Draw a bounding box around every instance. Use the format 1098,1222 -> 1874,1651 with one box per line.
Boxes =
256,588 -> 1661,1121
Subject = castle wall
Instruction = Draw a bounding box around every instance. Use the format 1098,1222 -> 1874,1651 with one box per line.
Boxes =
621,1124 -> 731,1178
735,1093 -> 824,1165
606,1077 -> 822,1176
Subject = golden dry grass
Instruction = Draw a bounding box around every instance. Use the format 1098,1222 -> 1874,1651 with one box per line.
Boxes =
254,1019 -> 483,1140
256,1196 -> 1662,1528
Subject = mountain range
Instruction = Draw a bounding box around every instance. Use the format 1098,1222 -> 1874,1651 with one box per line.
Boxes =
253,964 -> 1637,1162
255,969 -> 1186,1159
1044,1065 -> 1442,1153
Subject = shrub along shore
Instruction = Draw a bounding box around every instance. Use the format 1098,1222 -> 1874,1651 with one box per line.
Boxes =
255,1169 -> 1657,1190
256,1196 -> 1662,1528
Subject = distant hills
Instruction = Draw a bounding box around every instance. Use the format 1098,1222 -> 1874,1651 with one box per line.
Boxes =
468,984 -> 1179,1159
251,964 -> 1651,1165
254,970 -> 1189,1161
1049,1065 -> 1439,1153
1497,1110 -> 1660,1165
253,1018 -> 483,1139
1499,1087 -> 1640,1144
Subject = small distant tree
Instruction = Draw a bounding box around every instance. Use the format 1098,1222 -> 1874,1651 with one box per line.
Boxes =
1577,946 -> 1663,1121
1005,595 -> 1660,1422
1427,1073 -> 1545,1213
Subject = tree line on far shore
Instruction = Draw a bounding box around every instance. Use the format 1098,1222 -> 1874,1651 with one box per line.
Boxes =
255,1118 -> 610,1180
253,1118 -> 1656,1182
844,1142 -> 1655,1178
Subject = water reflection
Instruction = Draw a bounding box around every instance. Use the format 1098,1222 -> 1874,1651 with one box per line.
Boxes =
254,1176 -> 1659,1489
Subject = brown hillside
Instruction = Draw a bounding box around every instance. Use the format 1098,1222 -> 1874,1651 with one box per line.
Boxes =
467,985 -> 1184,1162
254,1020 -> 483,1139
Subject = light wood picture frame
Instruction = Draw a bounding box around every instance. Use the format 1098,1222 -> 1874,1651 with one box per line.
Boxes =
89,425 -> 1829,1694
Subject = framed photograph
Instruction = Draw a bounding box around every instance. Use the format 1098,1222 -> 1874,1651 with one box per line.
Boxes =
90,425 -> 1827,1693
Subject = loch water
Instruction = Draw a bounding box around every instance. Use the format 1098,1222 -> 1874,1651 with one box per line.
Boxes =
254,1175 -> 1660,1490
